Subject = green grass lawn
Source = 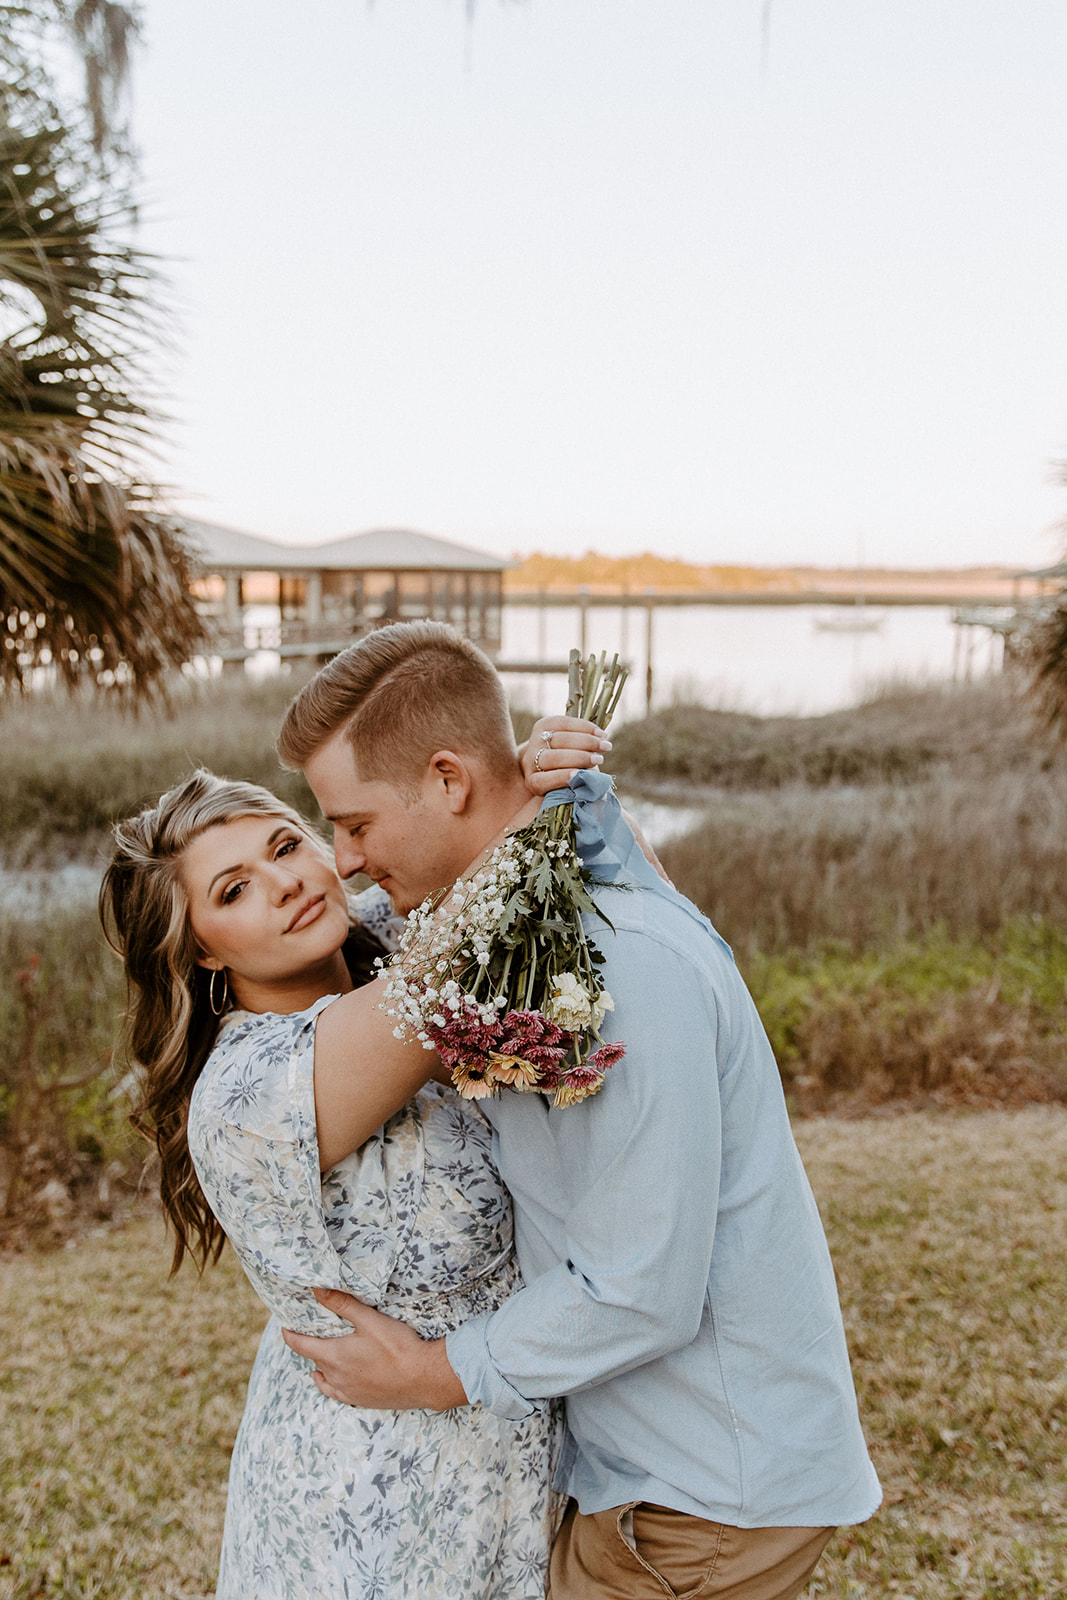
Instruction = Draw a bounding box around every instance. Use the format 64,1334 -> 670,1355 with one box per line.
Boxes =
1,1109 -> 1065,1599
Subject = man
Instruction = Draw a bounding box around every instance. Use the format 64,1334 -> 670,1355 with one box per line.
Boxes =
277,620 -> 880,1600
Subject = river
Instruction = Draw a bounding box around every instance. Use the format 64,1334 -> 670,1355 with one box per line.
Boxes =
500,601 -> 1004,720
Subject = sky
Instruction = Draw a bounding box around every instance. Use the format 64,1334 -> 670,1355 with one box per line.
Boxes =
128,0 -> 1067,571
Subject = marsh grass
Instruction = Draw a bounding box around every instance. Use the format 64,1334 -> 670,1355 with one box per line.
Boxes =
0,911 -> 135,1237
612,676 -> 1062,793
748,919 -> 1067,1112
0,1109 -> 1064,1598
0,675 -> 319,857
660,769 -> 1067,956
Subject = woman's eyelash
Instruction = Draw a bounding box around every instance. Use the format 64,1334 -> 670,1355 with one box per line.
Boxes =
221,880 -> 245,905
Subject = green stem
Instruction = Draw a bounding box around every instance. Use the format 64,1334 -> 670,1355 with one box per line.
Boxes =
567,649 -> 582,716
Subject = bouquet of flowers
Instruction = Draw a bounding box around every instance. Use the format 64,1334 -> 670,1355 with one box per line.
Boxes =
381,650 -> 628,1107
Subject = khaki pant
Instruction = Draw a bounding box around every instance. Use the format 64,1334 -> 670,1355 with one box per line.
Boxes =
548,1499 -> 836,1600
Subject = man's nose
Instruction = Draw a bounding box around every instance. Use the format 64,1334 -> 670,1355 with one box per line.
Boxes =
333,829 -> 366,879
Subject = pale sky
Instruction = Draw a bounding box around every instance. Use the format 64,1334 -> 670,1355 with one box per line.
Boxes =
130,0 -> 1067,571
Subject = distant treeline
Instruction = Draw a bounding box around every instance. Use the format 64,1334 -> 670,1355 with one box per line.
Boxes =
506,549 -> 1025,596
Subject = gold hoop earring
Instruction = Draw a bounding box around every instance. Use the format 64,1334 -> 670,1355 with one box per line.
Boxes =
209,968 -> 229,1016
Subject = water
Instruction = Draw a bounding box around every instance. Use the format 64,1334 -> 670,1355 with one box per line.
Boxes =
501,602 -> 1006,720
0,862 -> 103,912
228,600 -> 1004,720
615,795 -> 710,845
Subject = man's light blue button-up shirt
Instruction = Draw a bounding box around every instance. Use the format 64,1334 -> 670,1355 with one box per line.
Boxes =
446,772 -> 881,1528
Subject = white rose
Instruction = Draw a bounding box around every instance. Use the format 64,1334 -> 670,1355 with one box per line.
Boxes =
546,972 -> 596,1030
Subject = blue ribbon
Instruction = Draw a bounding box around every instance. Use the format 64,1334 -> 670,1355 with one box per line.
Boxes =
540,768 -> 662,891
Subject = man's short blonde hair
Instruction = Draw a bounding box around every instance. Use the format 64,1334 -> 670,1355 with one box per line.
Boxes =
276,620 -> 517,791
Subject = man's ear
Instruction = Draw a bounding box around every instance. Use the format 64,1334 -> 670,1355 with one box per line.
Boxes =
426,750 -> 474,814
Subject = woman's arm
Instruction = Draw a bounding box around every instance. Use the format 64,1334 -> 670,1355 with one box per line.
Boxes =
312,974 -> 440,1170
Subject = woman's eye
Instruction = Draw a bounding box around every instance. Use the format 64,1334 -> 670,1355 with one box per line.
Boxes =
221,881 -> 245,905
276,836 -> 300,858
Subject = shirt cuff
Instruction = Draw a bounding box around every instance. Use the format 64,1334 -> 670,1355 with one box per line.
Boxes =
445,1314 -> 537,1421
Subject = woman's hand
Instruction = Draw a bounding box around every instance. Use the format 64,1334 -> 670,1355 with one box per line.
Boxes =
520,715 -> 612,795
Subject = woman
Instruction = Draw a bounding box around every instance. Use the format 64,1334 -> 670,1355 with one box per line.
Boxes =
99,720 -> 603,1600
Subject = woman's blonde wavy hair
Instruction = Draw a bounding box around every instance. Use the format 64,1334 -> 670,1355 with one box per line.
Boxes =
99,770 -> 332,1275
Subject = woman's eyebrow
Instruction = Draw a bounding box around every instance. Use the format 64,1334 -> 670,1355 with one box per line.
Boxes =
205,826 -> 291,895
207,861 -> 244,895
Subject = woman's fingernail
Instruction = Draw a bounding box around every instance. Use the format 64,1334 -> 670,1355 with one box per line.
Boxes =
598,739 -> 612,752
592,752 -> 604,764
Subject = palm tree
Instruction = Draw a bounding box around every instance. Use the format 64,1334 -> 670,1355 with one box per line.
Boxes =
0,3 -> 204,696
1026,575 -> 1067,733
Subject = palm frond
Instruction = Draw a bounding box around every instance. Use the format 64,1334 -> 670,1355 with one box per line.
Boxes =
1025,593 -> 1067,735
0,88 -> 204,698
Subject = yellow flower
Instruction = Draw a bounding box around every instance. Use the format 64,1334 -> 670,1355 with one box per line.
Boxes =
486,1052 -> 541,1090
552,1071 -> 608,1109
450,1061 -> 498,1100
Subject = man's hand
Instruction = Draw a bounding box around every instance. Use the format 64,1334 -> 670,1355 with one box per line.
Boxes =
282,1288 -> 469,1411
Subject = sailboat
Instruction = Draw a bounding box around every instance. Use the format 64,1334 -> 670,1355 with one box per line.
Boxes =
813,596 -> 884,633
813,537 -> 885,632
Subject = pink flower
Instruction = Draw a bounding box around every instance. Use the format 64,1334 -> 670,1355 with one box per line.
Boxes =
429,1004 -> 505,1069
497,1009 -> 572,1070
589,1041 -> 626,1073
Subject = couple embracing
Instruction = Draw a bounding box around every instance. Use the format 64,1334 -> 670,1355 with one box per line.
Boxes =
101,620 -> 879,1600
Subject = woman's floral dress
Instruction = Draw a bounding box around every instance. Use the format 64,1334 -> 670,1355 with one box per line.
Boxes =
187,992 -> 564,1600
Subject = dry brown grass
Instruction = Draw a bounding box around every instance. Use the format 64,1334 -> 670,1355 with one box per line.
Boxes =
0,1214 -> 261,1599
799,1107 -> 1067,1599
661,768 -> 1067,956
1,1110 -> 1064,1598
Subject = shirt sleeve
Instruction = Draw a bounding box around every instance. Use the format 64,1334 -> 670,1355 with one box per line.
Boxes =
447,921 -> 727,1419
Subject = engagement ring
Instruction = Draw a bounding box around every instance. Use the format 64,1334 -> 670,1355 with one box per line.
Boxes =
539,730 -> 554,747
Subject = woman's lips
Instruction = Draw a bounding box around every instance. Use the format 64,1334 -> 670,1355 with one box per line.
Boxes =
285,894 -> 326,934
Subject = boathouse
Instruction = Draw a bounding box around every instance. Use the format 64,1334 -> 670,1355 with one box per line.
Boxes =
184,521 -> 509,658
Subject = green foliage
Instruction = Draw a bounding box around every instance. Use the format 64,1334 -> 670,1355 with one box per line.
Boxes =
1027,587 -> 1067,734
744,919 -> 1067,1108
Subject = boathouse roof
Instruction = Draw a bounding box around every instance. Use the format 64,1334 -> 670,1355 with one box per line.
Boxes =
183,520 -> 511,574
